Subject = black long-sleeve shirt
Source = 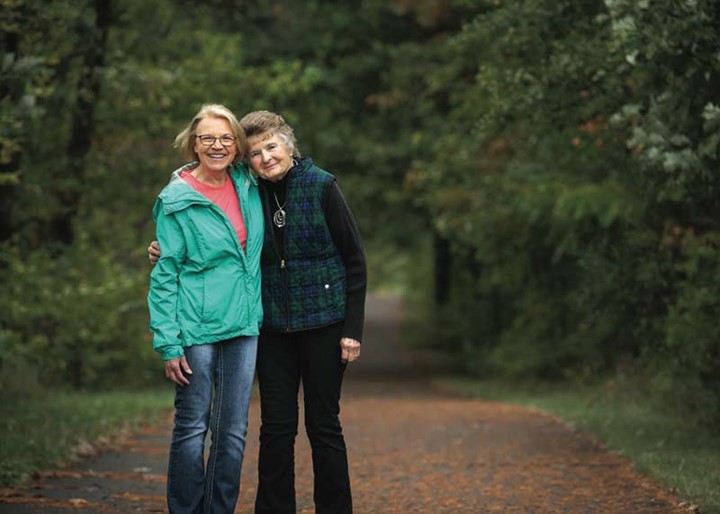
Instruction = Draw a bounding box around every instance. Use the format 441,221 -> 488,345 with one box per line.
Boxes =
260,170 -> 367,342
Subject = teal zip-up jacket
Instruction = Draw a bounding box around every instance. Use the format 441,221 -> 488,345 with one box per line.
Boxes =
148,163 -> 264,360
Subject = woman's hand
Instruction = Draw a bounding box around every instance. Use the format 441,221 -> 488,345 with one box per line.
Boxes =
340,338 -> 361,364
148,241 -> 161,265
164,356 -> 193,386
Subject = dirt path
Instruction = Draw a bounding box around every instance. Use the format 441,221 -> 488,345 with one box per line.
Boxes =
0,293 -> 686,513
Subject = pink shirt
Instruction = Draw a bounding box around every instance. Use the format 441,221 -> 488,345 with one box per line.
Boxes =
181,170 -> 247,250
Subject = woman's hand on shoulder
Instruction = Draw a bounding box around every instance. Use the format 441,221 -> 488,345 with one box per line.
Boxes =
148,241 -> 161,265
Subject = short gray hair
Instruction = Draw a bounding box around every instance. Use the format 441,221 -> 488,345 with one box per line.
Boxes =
239,110 -> 301,158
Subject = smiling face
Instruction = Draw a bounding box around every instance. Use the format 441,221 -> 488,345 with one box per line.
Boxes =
246,132 -> 294,182
193,116 -> 238,175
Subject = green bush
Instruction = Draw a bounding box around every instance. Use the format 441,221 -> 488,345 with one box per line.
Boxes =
0,240 -> 156,390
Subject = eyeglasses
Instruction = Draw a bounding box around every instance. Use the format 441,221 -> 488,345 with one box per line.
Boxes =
195,134 -> 237,147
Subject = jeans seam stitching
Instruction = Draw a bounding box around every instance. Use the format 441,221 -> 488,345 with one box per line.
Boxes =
205,344 -> 223,512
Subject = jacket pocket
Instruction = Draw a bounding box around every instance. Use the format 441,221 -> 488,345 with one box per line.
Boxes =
202,266 -> 248,331
177,273 -> 205,335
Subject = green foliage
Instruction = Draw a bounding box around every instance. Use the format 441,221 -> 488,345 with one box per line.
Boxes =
0,389 -> 173,487
1,0 -> 719,425
0,239 -> 152,389
653,232 -> 720,423
374,0 -> 720,424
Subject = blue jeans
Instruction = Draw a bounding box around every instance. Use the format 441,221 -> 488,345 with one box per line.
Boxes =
167,336 -> 258,514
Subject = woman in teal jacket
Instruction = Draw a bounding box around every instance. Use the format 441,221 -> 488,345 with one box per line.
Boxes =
147,104 -> 264,514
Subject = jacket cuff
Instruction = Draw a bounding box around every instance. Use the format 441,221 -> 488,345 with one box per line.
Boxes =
158,344 -> 185,361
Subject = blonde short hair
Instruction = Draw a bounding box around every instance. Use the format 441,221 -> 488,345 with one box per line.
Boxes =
173,104 -> 247,163
239,110 -> 301,158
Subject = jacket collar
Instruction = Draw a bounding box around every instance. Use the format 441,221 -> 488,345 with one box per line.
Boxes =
155,162 -> 256,217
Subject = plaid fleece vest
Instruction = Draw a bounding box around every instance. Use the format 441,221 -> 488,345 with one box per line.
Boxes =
260,162 -> 347,331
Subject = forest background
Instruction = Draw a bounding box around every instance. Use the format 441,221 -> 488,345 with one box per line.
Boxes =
1,0 -> 719,426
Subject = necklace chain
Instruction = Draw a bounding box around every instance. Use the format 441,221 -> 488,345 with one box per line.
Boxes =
273,192 -> 286,210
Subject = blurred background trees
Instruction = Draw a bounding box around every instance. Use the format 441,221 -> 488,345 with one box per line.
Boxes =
1,0 -> 718,423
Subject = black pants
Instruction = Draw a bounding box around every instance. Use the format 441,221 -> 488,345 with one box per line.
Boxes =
254,322 -> 352,514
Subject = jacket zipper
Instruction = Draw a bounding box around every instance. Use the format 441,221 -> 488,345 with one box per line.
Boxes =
278,205 -> 290,331
209,175 -> 255,324
281,257 -> 290,331
238,177 -> 253,324
263,184 -> 291,331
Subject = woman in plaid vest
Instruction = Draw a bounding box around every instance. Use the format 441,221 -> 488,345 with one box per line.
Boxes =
240,110 -> 366,514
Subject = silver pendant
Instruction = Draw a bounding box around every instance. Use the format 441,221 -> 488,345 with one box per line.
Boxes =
273,208 -> 286,228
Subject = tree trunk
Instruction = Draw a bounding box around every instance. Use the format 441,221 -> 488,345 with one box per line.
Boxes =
0,31 -> 22,243
433,231 -> 451,305
53,0 -> 114,245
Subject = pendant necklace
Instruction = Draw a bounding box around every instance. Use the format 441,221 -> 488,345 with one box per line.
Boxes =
272,192 -> 287,228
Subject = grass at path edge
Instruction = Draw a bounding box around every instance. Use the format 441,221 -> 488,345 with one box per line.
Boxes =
0,388 -> 174,488
435,378 -> 720,514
